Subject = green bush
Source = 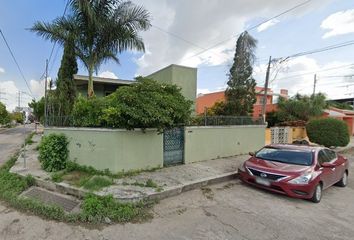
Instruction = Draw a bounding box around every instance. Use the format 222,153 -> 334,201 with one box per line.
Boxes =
102,77 -> 193,131
0,102 -> 11,125
39,133 -> 69,172
71,96 -> 106,127
71,78 -> 192,130
306,118 -> 349,147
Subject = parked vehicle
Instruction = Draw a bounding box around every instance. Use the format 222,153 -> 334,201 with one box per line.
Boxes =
238,144 -> 349,203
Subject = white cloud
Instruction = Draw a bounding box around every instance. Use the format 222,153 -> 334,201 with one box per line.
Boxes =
30,78 -> 50,99
0,81 -> 20,111
197,88 -> 211,95
133,0 -> 331,75
0,67 -> 4,74
257,19 -> 280,32
321,9 -> 354,38
98,71 -> 118,79
253,56 -> 354,99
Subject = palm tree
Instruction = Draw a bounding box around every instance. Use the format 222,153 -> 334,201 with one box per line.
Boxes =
31,0 -> 151,97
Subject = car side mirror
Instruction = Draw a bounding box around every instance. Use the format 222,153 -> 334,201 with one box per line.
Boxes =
249,152 -> 255,156
321,162 -> 335,168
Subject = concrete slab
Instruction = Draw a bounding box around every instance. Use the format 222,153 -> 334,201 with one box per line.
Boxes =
21,187 -> 80,212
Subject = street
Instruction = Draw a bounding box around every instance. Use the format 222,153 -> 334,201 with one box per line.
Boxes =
0,150 -> 353,240
0,125 -> 34,166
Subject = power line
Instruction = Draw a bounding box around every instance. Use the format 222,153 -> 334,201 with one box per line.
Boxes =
273,63 -> 354,82
281,40 -> 354,61
180,0 -> 313,63
0,29 -> 34,97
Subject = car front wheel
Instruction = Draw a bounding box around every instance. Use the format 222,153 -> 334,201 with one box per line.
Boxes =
311,184 -> 322,203
337,171 -> 348,187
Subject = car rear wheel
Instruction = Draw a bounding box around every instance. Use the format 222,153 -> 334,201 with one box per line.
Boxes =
311,184 -> 322,203
337,171 -> 348,187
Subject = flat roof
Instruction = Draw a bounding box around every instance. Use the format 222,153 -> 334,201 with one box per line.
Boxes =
73,74 -> 135,85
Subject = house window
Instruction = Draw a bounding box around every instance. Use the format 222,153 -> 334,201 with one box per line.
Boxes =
259,97 -> 266,105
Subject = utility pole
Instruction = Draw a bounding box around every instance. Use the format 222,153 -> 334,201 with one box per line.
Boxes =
44,59 -> 48,127
313,74 -> 317,96
262,56 -> 272,123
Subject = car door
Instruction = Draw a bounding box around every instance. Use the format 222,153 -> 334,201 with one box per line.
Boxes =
324,149 -> 345,183
318,150 -> 336,188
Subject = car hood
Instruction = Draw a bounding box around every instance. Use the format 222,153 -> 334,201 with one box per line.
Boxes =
245,157 -> 312,175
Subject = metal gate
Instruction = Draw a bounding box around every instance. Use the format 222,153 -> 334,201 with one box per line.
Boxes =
163,128 -> 184,166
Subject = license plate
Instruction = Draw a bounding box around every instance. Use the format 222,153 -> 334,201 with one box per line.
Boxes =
255,177 -> 270,186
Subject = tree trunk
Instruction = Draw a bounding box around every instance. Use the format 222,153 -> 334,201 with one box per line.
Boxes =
88,66 -> 94,98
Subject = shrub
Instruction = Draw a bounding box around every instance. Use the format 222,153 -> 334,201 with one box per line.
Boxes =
0,102 -> 11,125
39,133 -> 69,172
71,96 -> 106,127
306,118 -> 349,147
102,77 -> 193,131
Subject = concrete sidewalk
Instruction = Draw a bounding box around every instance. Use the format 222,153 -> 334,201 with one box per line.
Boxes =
11,133 -> 247,202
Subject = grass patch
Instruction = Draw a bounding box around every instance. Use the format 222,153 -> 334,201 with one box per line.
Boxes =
25,132 -> 35,145
123,179 -> 163,192
81,176 -> 113,191
0,153 -> 154,225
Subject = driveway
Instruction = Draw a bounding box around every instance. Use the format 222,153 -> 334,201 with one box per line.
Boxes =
0,150 -> 353,240
0,125 -> 34,166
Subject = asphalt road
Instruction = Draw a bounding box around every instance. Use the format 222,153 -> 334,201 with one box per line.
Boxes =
0,149 -> 353,240
0,125 -> 34,166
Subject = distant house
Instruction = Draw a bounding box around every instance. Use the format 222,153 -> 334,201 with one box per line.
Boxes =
73,64 -> 197,110
323,107 -> 354,135
196,87 -> 288,117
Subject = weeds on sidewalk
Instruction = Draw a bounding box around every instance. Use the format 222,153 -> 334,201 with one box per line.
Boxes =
0,152 -> 154,225
25,132 -> 36,145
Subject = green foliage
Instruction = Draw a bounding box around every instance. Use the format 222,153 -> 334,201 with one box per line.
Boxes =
103,77 -> 192,130
71,78 -> 192,130
71,96 -> 106,127
266,111 -> 282,127
0,153 -> 153,224
277,93 -> 327,122
31,0 -> 151,97
207,101 -> 227,116
28,98 -> 45,122
327,101 -> 353,110
55,36 -> 78,116
81,176 -> 113,191
225,31 -> 257,116
39,134 -> 69,172
11,112 -> 24,124
25,132 -> 35,145
81,194 -> 152,223
306,118 -> 349,147
0,102 -> 10,125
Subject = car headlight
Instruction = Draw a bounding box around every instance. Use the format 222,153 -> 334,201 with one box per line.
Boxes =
288,173 -> 313,184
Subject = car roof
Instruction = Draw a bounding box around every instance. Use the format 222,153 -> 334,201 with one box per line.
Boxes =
265,144 -> 324,152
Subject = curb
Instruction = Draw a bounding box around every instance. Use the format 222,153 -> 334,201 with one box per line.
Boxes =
21,171 -> 239,202
146,172 -> 238,201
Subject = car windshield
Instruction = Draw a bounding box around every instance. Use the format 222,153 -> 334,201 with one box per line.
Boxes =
255,147 -> 313,166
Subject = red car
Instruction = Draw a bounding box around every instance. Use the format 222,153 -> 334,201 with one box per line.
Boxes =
238,144 -> 349,203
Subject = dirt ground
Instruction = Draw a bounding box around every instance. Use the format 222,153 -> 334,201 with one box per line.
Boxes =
1,149 -> 353,240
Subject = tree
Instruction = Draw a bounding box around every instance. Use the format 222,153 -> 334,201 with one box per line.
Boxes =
55,36 -> 78,116
277,93 -> 327,122
224,31 -> 257,116
0,102 -> 10,125
28,98 -> 45,122
31,0 -> 151,97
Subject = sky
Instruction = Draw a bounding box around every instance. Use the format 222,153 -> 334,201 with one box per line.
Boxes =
1,0 -> 354,111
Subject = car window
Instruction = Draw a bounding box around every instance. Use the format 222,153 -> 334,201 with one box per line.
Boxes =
255,147 -> 313,166
324,149 -> 337,162
318,150 -> 331,164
